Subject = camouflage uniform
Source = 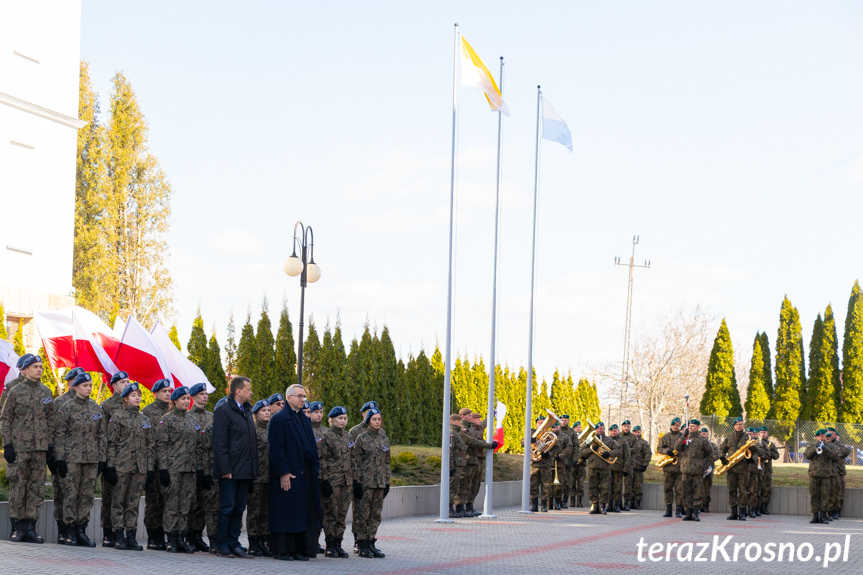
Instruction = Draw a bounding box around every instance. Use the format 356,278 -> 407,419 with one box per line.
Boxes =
448,423 -> 467,507
550,431 -> 572,505
806,440 -> 840,515
672,431 -> 713,513
557,424 -> 578,505
141,398 -> 170,539
106,404 -> 153,529
472,421 -> 489,505
657,429 -> 683,510
312,420 -> 324,452
99,392 -> 124,536
319,425 -> 352,542
1,376 -> 55,521
744,437 -> 766,513
579,432 -> 621,509
618,430 -> 637,503
200,420 -> 220,543
459,421 -> 494,509
830,439 -> 852,515
51,389 -> 77,525
245,418 -> 270,538
759,438 -> 780,512
348,421 -> 369,442
702,441 -> 719,510
155,408 -> 203,533
572,432 -> 587,505
56,394 -> 106,525
609,435 -> 630,510
187,405 -> 213,535
351,427 -> 391,542
719,429 -> 751,511
0,373 -> 25,414
629,435 -> 652,507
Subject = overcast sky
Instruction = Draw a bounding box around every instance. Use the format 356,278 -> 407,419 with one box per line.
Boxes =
80,1 -> 863,394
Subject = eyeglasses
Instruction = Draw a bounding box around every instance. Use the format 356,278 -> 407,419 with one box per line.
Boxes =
290,394 -> 307,399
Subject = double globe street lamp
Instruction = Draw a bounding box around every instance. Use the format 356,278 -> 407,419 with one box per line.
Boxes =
283,221 -> 320,387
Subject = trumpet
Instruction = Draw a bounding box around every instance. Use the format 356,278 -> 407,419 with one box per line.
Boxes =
553,460 -> 561,485
655,449 -> 678,468
816,440 -> 824,455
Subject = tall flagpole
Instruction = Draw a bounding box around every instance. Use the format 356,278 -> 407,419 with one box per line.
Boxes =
481,57 -> 504,519
437,22 -> 459,524
521,85 -> 542,513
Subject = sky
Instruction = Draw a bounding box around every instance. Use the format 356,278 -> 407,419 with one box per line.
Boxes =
80,1 -> 863,397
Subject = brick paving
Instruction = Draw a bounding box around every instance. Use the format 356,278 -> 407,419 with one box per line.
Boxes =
1,508 -> 862,574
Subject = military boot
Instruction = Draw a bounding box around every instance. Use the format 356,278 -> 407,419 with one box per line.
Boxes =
449,504 -> 458,518
454,503 -> 465,517
682,508 -> 693,521
370,538 -> 386,558
165,531 -> 180,553
610,501 -> 620,513
738,506 -> 747,521
624,499 -> 631,511
761,503 -> 770,515
325,537 -> 338,558
126,529 -> 143,551
102,527 -> 116,548
76,523 -> 96,547
577,494 -> 583,507
810,512 -> 821,524
148,527 -> 166,551
570,495 -> 576,507
663,504 -> 673,517
19,520 -> 43,544
560,496 -> 568,509
248,536 -> 263,557
727,506 -> 738,520
541,499 -> 549,512
753,505 -> 761,517
749,506 -> 757,518
56,521 -> 67,545
674,505 -> 682,518
178,532 -> 196,553
189,530 -> 207,552
600,503 -> 607,515
692,509 -> 701,522
334,537 -> 349,558
358,540 -> 375,558
64,522 -> 79,546
553,498 -> 562,511
260,536 -> 273,557
530,498 -> 539,513
114,528 -> 128,550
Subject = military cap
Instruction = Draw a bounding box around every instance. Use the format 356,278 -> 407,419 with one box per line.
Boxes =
251,399 -> 269,414
18,353 -> 41,370
458,407 -> 473,416
700,427 -> 709,433
170,386 -> 190,402
572,421 -> 581,427
759,426 -> 768,432
595,421 -> 605,427
609,424 -> 619,430
560,414 -> 570,419
362,401 -> 380,412
815,428 -> 825,436
732,416 -> 743,423
690,419 -> 700,426
215,396 -> 230,410
535,415 -> 546,422
364,407 -> 381,424
303,400 -> 310,409
71,372 -> 92,387
670,417 -> 681,425
551,420 -> 561,427
633,425 -> 641,431
622,420 -> 631,425
268,393 -> 285,404
152,378 -> 172,393
64,367 -> 86,381
110,371 -> 129,385
449,413 -> 461,421
121,382 -> 140,398
329,406 -> 348,418
745,427 -> 754,432
189,382 -> 207,396
827,426 -> 837,432
309,401 -> 324,412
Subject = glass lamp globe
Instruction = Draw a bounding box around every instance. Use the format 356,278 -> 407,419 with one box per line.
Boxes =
306,262 -> 321,283
283,255 -> 303,277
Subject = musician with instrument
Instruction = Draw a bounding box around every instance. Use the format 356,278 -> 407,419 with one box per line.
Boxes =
608,424 -> 630,513
744,427 -> 767,518
672,419 -> 713,521
629,426 -> 651,510
548,420 -> 571,511
572,421 -> 587,507
523,415 -> 553,512
825,428 -> 852,520
757,426 -> 780,515
556,415 -> 578,509
579,421 -> 621,515
718,417 -> 753,521
657,417 -> 684,518
806,428 -> 841,524
699,428 -> 719,513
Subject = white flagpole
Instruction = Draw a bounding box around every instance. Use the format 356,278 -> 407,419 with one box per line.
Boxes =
481,56 -> 504,519
521,85 -> 542,513
437,22 -> 459,524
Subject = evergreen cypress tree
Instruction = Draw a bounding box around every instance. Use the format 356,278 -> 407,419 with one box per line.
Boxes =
318,324 -> 335,408
745,336 -> 771,419
841,281 -> 863,423
550,369 -> 579,418
759,332 -> 773,398
206,330 -> 227,405
186,308 -> 208,369
273,298 -> 297,392
0,304 -> 7,339
823,305 -> 842,417
235,312 -> 258,387
806,310 -> 839,422
224,312 -> 237,377
38,347 -> 58,397
470,356 -> 490,416
700,319 -> 741,417
346,338 -> 363,420
431,346 -> 444,376
302,318 -> 322,401
770,296 -> 805,427
13,322 -> 25,355
255,298 -> 276,399
375,326 -> 401,440
330,323 -> 348,405
532,370 -> 552,421
168,324 -> 182,351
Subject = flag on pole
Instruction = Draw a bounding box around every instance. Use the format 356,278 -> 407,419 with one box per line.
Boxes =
541,97 -> 572,152
493,400 -> 507,453
460,34 -> 510,116
150,321 -> 215,393
34,307 -> 119,374
113,317 -> 172,389
0,340 -> 19,396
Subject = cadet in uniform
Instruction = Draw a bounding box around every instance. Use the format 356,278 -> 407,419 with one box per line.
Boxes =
700,427 -> 719,512
719,416 -> 750,521
806,428 -> 840,523
52,367 -> 85,544
673,419 -> 713,521
658,417 -> 684,518
268,393 -> 285,416
105,382 -> 152,551
203,396 -> 230,552
571,421 -> 587,507
55,372 -> 106,547
246,399 -> 272,557
630,426 -> 651,510
608,424 -> 630,512
1,353 -> 53,544
758,426 -> 779,515
319,405 -> 351,558
459,409 -> 496,516
309,401 -> 325,449
580,421 -> 621,514
447,413 -> 467,517
522,416 -> 544,512
142,378 -> 172,549
99,371 -> 131,547
548,419 -> 571,511
351,408 -> 390,558
557,415 -> 577,509
618,421 -> 638,510
186,383 -> 213,552
349,400 -> 378,552
827,428 -> 852,519
155,386 -> 202,553
744,427 -> 765,518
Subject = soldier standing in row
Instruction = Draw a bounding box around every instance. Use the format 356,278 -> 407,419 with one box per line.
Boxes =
447,413 -> 467,518
700,427 -> 719,513
580,421 -> 621,515
246,399 -> 272,557
608,424 -> 630,513
658,417 -> 684,518
351,408 -> 390,559
155,386 -> 202,553
105,382 -> 152,551
557,415 -> 577,509
51,367 -> 84,544
1,353 -> 53,544
186,383 -> 213,552
744,427 -> 766,518
673,419 -> 713,521
319,405 -> 351,558
460,410 -> 496,516
719,416 -> 750,521
523,415 -> 548,512
142,378 -> 172,549
549,420 -> 571,511
348,400 -> 377,553
758,426 -> 779,514
203,396 -> 230,552
55,372 -> 106,547
571,420 -> 587,507
618,421 -> 638,510
471,413 -> 491,513
629,425 -> 651,510
99,371 -> 130,547
806,428 -> 840,523
310,401 -> 325,449
268,393 -> 285,415
827,428 -> 852,519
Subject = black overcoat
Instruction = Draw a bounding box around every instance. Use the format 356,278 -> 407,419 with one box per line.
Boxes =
268,406 -> 322,533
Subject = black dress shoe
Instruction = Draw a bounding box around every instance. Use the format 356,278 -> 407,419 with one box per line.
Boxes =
291,552 -> 310,561
273,553 -> 294,561
216,545 -> 234,557
231,545 -> 254,558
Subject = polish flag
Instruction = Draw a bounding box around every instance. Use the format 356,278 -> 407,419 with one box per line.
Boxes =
0,340 -> 19,396
34,307 -> 119,374
493,401 -> 507,453
150,321 -> 215,393
113,317 -> 172,390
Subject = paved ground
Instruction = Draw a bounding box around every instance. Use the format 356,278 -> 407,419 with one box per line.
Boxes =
2,507 -> 862,574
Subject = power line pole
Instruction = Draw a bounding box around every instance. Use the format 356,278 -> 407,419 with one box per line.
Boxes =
614,236 -> 650,421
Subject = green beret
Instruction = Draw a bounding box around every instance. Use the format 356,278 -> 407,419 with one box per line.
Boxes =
733,417 -> 743,423
690,419 -> 700,426
816,429 -> 825,436
609,424 -> 619,430
759,426 -> 768,432
746,427 -> 754,432
595,421 -> 604,427
573,421 -> 581,426
827,427 -> 837,432
633,425 -> 641,431
622,420 -> 630,425
536,415 -> 545,422
700,427 -> 709,433
560,414 -> 570,419
671,417 -> 681,425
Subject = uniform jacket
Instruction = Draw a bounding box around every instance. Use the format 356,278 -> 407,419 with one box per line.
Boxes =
805,440 -> 840,478
155,408 -> 203,473
832,440 -> 853,476
745,437 -> 766,475
100,393 -> 124,423
348,421 -> 368,442
319,425 -> 352,487
55,394 -> 106,463
189,405 -> 213,429
201,421 -> 215,480
619,431 -> 638,472
0,376 -> 54,452
719,429 -> 752,475
610,435 -> 630,473
449,423 -> 467,467
579,433 -> 622,471
555,431 -> 573,463
107,404 -> 154,473
212,398 -> 258,480
461,421 -> 494,465
0,373 -> 25,416
672,432 -> 714,476
658,430 -> 682,473
557,426 -> 578,465
630,437 -> 652,471
760,439 -> 780,473
254,418 -> 269,484
352,427 -> 392,489
312,420 -> 324,451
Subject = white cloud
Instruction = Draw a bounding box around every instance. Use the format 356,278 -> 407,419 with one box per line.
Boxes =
206,230 -> 268,257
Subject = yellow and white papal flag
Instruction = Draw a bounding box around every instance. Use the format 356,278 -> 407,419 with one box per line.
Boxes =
460,34 -> 510,116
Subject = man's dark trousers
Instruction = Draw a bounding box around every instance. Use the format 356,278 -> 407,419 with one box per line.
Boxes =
218,478 -> 251,549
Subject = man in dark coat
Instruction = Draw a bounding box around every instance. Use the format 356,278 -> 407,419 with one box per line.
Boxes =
212,376 -> 258,558
268,383 -> 323,561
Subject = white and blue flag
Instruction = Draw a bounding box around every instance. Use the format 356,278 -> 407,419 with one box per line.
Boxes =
541,97 -> 572,152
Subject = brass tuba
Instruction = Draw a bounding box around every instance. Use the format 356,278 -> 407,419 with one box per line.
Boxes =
579,422 -> 618,465
530,410 -> 561,463
714,437 -> 758,476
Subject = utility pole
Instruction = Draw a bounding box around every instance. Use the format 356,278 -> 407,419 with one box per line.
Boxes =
614,236 -> 650,422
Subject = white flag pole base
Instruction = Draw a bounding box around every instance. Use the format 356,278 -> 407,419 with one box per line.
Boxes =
434,518 -> 455,524
478,513 -> 497,519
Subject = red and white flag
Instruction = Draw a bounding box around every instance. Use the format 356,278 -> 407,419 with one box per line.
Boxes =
113,317 -> 172,390
34,307 -> 119,374
493,401 -> 507,453
0,340 -> 19,396
150,321 -> 215,393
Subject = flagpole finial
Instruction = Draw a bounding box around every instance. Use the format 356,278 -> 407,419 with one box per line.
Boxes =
537,85 -> 541,89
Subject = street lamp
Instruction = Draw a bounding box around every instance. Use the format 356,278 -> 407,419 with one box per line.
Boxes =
283,221 -> 320,387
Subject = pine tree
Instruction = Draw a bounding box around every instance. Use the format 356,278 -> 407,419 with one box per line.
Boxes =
206,330 -> 227,405
38,347 -> 59,397
841,281 -> 863,423
700,319 -> 742,417
302,318 -> 322,401
168,324 -> 182,351
770,296 -> 805,427
759,332 -> 773,398
13,322 -> 25,355
745,336 -> 771,419
235,312 -> 258,385
224,312 -> 237,377
806,309 -> 839,422
186,308 -> 208,368
273,298 -> 297,392
255,297 -> 276,399
0,304 -> 7,339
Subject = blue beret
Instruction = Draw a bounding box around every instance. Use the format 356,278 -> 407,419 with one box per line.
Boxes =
633,425 -> 642,431
189,382 -> 207,396
121,382 -> 140,398
110,371 -> 129,385
609,424 -> 619,430
671,417 -> 681,425
364,407 -> 381,425
622,420 -> 631,425
170,386 -> 189,402
252,399 -> 270,414
595,421 -> 605,427
64,367 -> 85,381
309,401 -> 323,412
361,401 -> 378,412
268,393 -> 285,403
151,379 -> 172,393
733,417 -> 743,423
328,406 -> 347,418
18,353 -> 41,370
303,400 -> 310,409
71,372 -> 92,387
215,396 -> 230,411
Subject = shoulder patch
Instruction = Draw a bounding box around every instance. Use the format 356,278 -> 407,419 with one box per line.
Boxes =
194,424 -> 201,431
42,397 -> 53,405
382,445 -> 390,452
347,441 -> 355,448
142,422 -> 152,429
92,413 -> 102,420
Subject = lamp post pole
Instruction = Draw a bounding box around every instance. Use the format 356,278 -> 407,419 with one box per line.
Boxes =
283,221 -> 321,387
